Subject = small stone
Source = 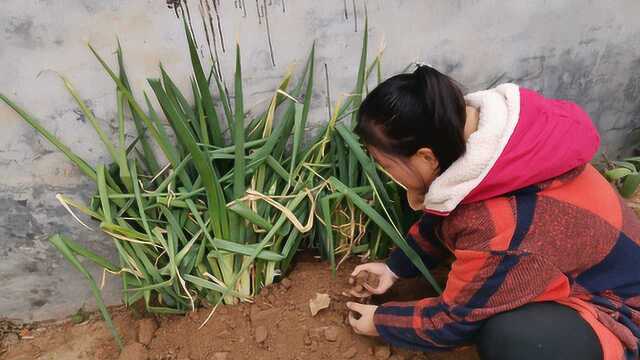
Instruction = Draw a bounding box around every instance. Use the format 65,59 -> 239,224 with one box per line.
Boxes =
308,326 -> 326,339
309,293 -> 331,316
250,305 -> 260,322
267,294 -> 277,303
118,342 -> 149,360
212,352 -> 229,360
254,325 -> 268,343
343,346 -> 358,359
250,307 -> 279,323
374,344 -> 391,359
137,318 -> 158,346
324,326 -> 338,342
354,270 -> 380,289
281,278 -> 292,289
303,335 -> 312,346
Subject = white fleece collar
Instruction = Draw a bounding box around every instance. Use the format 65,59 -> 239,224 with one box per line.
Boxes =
423,83 -> 521,214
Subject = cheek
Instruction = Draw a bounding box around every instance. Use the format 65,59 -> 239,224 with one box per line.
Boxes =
391,168 -> 424,190
403,176 -> 425,191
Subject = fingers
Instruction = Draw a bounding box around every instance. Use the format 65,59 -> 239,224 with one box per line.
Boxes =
350,264 -> 366,277
363,275 -> 393,295
362,282 -> 384,295
348,288 -> 371,298
346,301 -> 366,313
347,311 -> 361,334
349,265 -> 363,285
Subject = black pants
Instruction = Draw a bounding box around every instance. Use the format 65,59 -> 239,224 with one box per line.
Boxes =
477,302 -> 603,360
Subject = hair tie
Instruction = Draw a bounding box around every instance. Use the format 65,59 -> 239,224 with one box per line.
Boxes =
414,61 -> 434,70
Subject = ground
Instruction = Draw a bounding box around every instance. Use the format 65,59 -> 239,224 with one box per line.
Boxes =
0,253 -> 478,360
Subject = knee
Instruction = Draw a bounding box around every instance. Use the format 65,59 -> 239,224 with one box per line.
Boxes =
475,303 -> 602,360
476,312 -> 524,360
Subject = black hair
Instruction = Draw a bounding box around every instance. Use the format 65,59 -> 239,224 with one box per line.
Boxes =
354,65 -> 467,171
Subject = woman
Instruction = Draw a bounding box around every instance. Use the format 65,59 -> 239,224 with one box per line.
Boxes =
345,65 -> 640,360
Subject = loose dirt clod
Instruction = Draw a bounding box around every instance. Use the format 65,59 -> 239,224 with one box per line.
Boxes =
309,293 -> 331,316
118,342 -> 149,360
343,346 -> 358,359
212,352 -> 229,360
324,326 -> 339,342
250,307 -> 279,324
303,335 -> 312,345
254,325 -> 268,343
137,319 -> 158,346
281,278 -> 292,289
351,270 -> 380,294
374,344 -> 392,359
308,327 -> 325,339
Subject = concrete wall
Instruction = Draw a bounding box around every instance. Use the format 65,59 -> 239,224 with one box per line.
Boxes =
1,0 -> 639,321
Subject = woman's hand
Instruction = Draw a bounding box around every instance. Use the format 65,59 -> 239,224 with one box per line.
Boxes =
346,302 -> 379,336
348,262 -> 398,298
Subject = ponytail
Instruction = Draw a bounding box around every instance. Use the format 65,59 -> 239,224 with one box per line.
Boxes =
354,64 -> 467,171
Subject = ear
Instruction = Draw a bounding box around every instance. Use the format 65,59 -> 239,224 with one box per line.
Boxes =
415,147 -> 439,171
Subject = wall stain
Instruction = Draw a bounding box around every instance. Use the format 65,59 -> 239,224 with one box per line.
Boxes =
234,0 -> 248,17
343,0 -> 349,19
72,108 -> 87,123
166,0 -> 182,18
623,60 -> 640,102
200,0 -> 223,75
169,0 -> 290,68
261,0 -> 276,66
351,0 -> 358,32
0,197 -> 44,249
4,16 -> 42,49
211,0 -> 226,53
30,299 -> 47,308
255,0 -> 262,24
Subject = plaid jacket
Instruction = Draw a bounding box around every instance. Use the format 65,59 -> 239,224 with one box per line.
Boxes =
375,165 -> 640,359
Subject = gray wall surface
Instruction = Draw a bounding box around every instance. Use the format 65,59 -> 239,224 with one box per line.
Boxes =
1,0 -> 639,321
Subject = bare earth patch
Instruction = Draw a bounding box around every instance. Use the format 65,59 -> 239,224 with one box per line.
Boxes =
1,254 -> 478,360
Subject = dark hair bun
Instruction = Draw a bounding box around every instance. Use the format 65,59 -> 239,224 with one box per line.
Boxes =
354,64 -> 467,171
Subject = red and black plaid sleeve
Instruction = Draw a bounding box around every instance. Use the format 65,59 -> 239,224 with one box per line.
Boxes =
386,213 -> 449,278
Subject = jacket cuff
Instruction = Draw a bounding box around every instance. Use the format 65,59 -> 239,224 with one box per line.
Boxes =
373,302 -> 426,351
385,247 -> 420,278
